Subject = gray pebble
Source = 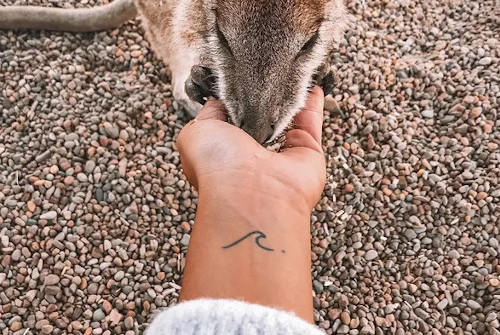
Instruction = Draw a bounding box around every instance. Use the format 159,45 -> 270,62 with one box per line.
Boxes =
364,250 -> 378,261
40,211 -> 57,220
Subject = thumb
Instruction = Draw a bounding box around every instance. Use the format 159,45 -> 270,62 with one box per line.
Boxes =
283,86 -> 324,153
195,99 -> 227,121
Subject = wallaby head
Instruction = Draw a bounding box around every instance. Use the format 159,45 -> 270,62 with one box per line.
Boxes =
201,0 -> 347,143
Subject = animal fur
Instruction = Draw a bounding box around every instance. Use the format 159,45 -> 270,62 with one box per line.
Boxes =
0,0 -> 348,143
137,0 -> 348,143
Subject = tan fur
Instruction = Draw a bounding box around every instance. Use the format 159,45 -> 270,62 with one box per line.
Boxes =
136,0 -> 348,142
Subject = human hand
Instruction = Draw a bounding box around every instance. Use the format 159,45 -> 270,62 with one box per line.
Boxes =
176,87 -> 326,321
177,86 -> 326,214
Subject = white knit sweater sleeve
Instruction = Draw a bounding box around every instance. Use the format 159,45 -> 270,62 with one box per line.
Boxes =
145,299 -> 325,335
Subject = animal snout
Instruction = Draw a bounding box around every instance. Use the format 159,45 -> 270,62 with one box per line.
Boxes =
240,119 -> 276,144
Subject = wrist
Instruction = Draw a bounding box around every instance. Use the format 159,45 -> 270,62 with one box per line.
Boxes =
182,170 -> 315,322
197,171 -> 312,223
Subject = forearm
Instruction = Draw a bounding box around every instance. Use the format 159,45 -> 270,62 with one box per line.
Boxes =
179,179 -> 314,322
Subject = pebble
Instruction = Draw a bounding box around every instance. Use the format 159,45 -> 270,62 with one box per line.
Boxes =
364,250 -> 378,261
313,280 -> 324,293
437,298 -> 448,310
124,316 -> 134,329
448,250 -> 460,259
340,311 -> 350,325
40,211 -> 57,220
41,325 -> 54,334
467,300 -> 482,310
93,309 -> 106,322
478,57 -> 492,65
422,110 -> 434,118
44,274 -> 59,286
180,234 -> 191,246
103,122 -> 119,138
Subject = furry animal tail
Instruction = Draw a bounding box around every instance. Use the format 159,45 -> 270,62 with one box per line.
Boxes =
0,0 -> 137,32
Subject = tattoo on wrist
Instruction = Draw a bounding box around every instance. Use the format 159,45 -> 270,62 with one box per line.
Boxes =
222,230 -> 275,252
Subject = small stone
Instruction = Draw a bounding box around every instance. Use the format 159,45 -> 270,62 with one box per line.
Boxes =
64,176 -> 75,185
180,234 -> 190,246
470,107 -> 482,118
437,298 -> 448,310
486,312 -> 498,323
375,316 -> 387,327
10,321 -> 22,331
415,308 -> 429,319
180,222 -> 191,232
339,294 -> 348,307
488,142 -> 499,151
124,316 -> 134,329
324,96 -> 341,112
448,250 -> 460,259
41,325 -> 54,334
328,309 -> 341,320
467,300 -> 482,310
360,325 -> 375,335
364,250 -> 378,261
114,271 -> 125,281
476,192 -> 488,200
44,274 -> 59,286
40,211 -> 57,220
130,50 -> 142,58
313,280 -> 324,293
404,229 -> 417,240
489,237 -> 499,249
422,110 -> 434,118
489,278 -> 500,287
103,122 -> 119,139
340,311 -> 350,325
27,200 -> 36,212
478,57 -> 492,65
93,309 -> 105,322
85,160 -> 96,173
108,309 -> 123,325
102,300 -> 113,314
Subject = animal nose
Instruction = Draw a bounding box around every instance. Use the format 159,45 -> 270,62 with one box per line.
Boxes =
241,121 -> 275,144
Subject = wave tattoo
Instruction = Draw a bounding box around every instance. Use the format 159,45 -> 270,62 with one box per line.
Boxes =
222,231 -> 274,252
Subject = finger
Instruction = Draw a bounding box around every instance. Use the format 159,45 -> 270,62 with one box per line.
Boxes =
283,86 -> 324,152
178,99 -> 226,151
195,99 -> 227,122
294,86 -> 324,144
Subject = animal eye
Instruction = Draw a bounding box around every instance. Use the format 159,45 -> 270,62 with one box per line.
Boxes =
216,24 -> 233,55
298,31 -> 319,56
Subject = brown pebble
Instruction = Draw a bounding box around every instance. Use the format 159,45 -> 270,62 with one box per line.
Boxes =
489,278 -> 500,287
64,176 -> 75,185
60,161 -> 71,170
328,308 -> 341,320
180,221 -> 191,232
10,321 -> 22,331
102,300 -> 113,314
130,50 -> 142,58
341,311 -> 351,325
487,142 -> 498,151
27,200 -> 36,212
49,165 -> 59,174
108,309 -> 123,325
476,192 -> 488,200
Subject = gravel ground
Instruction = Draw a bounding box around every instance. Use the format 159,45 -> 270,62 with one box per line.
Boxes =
0,0 -> 499,334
